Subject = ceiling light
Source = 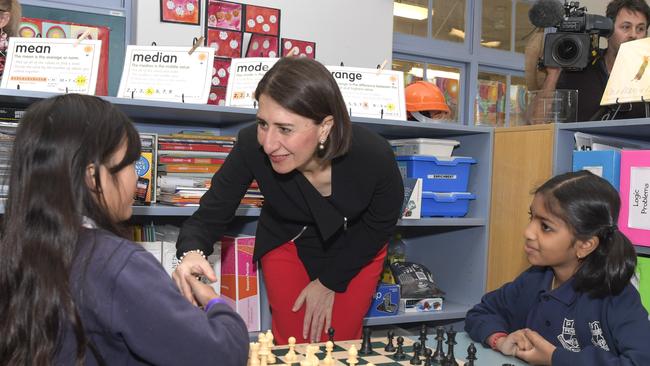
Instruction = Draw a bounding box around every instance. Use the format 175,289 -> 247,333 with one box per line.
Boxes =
393,2 -> 428,20
408,67 -> 460,80
481,41 -> 502,48
449,27 -> 465,39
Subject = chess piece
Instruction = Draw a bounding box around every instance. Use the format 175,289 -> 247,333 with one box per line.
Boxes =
258,333 -> 269,366
265,330 -> 276,364
327,327 -> 336,346
285,337 -> 297,363
410,342 -> 422,365
419,324 -> 428,353
466,343 -> 477,366
249,342 -> 260,366
445,328 -> 459,366
323,341 -> 335,365
424,348 -> 432,366
432,327 -> 446,364
360,327 -> 373,355
347,344 -> 359,366
305,345 -> 319,366
384,329 -> 396,352
394,336 -> 406,360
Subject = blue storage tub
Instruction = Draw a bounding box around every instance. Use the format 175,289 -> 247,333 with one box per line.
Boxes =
572,150 -> 620,190
421,192 -> 475,217
396,155 -> 476,192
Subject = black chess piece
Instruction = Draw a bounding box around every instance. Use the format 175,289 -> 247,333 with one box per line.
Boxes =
445,328 -> 459,366
327,327 -> 335,346
394,336 -> 406,360
384,329 -> 396,352
466,343 -> 477,366
432,326 -> 446,364
424,348 -> 433,366
419,324 -> 429,353
359,327 -> 373,355
410,342 -> 422,365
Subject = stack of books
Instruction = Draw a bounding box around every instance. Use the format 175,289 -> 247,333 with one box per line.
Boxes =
0,108 -> 23,204
156,131 -> 263,208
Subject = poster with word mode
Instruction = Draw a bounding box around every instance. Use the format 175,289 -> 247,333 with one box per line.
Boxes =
1,37 -> 101,94
117,45 -> 215,104
225,57 -> 278,107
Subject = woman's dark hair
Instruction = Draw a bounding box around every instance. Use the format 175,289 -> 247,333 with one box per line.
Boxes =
254,57 -> 352,161
0,94 -> 141,365
535,170 -> 636,298
606,0 -> 650,26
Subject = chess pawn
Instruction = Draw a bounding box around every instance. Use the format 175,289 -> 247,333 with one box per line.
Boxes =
322,341 -> 335,365
347,344 -> 359,366
394,336 -> 406,360
265,331 -> 276,364
285,337 -> 297,363
249,342 -> 260,366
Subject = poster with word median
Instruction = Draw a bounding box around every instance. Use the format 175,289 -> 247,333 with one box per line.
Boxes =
225,58 -> 406,120
117,45 -> 215,104
1,37 -> 101,94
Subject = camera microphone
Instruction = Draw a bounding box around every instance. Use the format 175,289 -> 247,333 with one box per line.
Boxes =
529,0 -> 565,28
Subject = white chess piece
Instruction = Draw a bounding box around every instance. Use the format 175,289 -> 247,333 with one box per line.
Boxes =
258,333 -> 269,366
285,336 -> 297,363
347,344 -> 358,366
265,331 -> 276,364
322,341 -> 334,365
249,342 -> 260,366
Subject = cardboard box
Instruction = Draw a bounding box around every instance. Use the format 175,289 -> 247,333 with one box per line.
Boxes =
618,150 -> 650,247
161,241 -> 221,295
220,235 -> 260,332
366,283 -> 400,317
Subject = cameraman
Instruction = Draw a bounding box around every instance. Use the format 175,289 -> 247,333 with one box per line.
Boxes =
542,0 -> 650,121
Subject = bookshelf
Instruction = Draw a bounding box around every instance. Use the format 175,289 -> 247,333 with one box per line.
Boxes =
0,88 -> 494,329
553,119 -> 650,257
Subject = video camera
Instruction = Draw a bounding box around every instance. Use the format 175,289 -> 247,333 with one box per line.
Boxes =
536,1 -> 613,70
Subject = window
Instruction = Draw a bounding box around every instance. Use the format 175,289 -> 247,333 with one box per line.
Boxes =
432,0 -> 466,44
515,1 -> 535,53
510,76 -> 527,125
481,0 -> 512,51
476,72 -> 507,126
394,59 -> 461,122
393,0 -> 428,37
425,65 -> 461,121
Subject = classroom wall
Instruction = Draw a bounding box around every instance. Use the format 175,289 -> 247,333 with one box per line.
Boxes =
133,0 -> 394,69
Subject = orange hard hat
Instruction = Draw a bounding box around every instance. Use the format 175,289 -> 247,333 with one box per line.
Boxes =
405,81 -> 450,113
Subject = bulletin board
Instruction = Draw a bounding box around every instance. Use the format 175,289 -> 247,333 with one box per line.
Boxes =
21,4 -> 127,96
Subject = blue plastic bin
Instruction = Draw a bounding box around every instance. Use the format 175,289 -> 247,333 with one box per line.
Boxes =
421,192 -> 475,217
572,150 -> 620,190
396,155 -> 476,192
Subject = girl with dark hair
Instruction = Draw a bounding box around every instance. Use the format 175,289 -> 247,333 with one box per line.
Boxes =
0,94 -> 248,366
465,170 -> 650,365
174,57 -> 404,344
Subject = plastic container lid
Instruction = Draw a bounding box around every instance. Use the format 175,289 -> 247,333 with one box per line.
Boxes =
422,192 -> 476,202
389,138 -> 460,147
395,155 -> 476,165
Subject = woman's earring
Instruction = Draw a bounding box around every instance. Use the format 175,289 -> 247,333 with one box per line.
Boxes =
318,139 -> 325,150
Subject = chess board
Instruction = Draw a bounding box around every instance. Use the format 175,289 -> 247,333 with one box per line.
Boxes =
262,337 -> 467,366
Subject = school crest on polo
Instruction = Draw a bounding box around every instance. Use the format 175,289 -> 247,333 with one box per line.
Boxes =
557,318 -> 581,352
589,320 -> 610,351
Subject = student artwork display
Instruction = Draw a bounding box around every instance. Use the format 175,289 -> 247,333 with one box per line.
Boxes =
211,57 -> 231,88
281,38 -> 316,58
18,18 -> 110,95
245,34 -> 278,58
207,0 -> 243,31
207,29 -> 242,58
160,0 -> 200,25
244,4 -> 280,36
